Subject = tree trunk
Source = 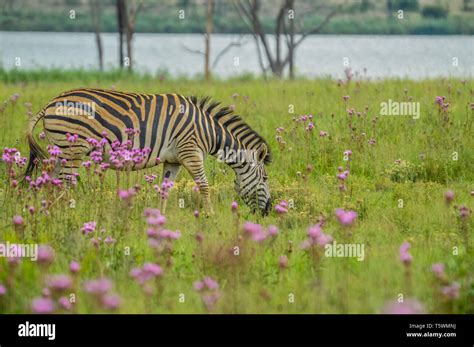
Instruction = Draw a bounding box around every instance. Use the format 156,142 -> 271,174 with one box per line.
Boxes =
116,0 -> 126,68
205,0 -> 214,81
90,0 -> 103,71
288,0 -> 295,79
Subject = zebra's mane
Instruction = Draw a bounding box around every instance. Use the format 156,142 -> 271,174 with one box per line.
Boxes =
188,96 -> 272,164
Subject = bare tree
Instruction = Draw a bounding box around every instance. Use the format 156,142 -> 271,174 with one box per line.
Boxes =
235,0 -> 339,79
116,0 -> 126,68
90,0 -> 104,70
204,0 -> 215,80
125,0 -> 141,71
116,0 -> 141,70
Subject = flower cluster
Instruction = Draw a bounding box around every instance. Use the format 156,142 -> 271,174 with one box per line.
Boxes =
274,200 -> 288,214
435,96 -> 450,112
194,277 -> 220,311
109,140 -> 151,169
300,224 -> 333,250
335,208 -> 357,227
2,147 -> 27,167
431,263 -> 461,300
84,278 -> 121,311
242,222 -> 278,243
130,263 -> 163,291
399,242 -> 413,265
2,148 -> 27,181
145,208 -> 181,256
154,178 -> 174,200
25,171 -> 63,190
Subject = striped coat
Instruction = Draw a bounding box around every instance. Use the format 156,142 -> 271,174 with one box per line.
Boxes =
26,89 -> 272,215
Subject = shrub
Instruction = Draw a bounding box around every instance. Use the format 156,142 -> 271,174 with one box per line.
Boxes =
422,5 -> 449,19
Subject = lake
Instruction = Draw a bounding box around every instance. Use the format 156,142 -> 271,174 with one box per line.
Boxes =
1,31 -> 473,79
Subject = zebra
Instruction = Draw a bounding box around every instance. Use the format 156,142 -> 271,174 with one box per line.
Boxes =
25,88 -> 272,215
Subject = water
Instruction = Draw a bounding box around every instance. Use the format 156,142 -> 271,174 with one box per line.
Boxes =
1,31 -> 473,79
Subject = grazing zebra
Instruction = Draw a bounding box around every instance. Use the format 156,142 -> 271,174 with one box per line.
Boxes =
25,89 -> 272,215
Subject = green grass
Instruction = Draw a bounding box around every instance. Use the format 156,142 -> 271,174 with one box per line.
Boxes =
0,72 -> 473,313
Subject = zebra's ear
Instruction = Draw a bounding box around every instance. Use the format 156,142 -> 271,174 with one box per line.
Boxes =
256,145 -> 269,163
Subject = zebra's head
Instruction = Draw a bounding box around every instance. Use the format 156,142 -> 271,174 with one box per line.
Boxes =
234,145 -> 271,215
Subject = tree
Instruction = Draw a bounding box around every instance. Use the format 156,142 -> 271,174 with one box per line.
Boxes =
235,0 -> 339,79
116,0 -> 126,68
204,0 -> 215,80
116,0 -> 141,70
90,0 -> 104,70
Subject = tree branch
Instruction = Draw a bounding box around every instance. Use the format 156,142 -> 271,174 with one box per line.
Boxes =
294,7 -> 339,47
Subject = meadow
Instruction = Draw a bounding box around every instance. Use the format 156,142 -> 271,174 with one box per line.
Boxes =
0,71 -> 473,313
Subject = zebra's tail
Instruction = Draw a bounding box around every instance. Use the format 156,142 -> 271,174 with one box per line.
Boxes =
24,108 -> 47,178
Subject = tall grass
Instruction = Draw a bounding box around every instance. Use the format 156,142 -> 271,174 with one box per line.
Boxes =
0,71 -> 472,313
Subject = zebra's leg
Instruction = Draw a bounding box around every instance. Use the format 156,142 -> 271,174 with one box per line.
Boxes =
160,162 -> 181,215
179,153 -> 214,217
58,157 -> 83,183
55,144 -> 89,184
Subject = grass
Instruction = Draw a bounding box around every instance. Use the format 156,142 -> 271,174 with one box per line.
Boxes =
0,71 -> 473,313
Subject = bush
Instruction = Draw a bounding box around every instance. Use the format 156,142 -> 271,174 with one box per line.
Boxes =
422,5 -> 449,19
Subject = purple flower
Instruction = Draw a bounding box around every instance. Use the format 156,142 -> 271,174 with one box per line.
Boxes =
194,276 -> 219,292
37,245 -> 55,265
66,133 -> 79,143
301,224 -> 333,249
0,284 -> 6,296
84,278 -> 113,296
441,282 -> 460,299
12,215 -> 24,226
58,296 -> 72,310
243,222 -> 263,235
47,145 -> 62,157
343,149 -> 353,158
81,221 -> 97,236
231,201 -> 238,212
336,170 -> 350,181
335,209 -> 357,226
130,263 -> 163,285
279,255 -> 289,269
101,294 -> 121,310
382,298 -> 425,314
267,225 -> 278,236
147,214 -> 167,227
143,263 -> 163,276
242,222 -> 268,242
431,263 -> 445,280
47,275 -> 73,292
399,242 -> 413,265
435,96 -> 445,106
118,188 -> 136,202
67,261 -> 80,275
319,130 -> 328,137
444,190 -> 455,204
275,200 -> 288,214
308,224 -> 322,239
342,95 -> 350,101
104,236 -> 116,245
459,205 -> 471,219
31,297 -> 55,314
